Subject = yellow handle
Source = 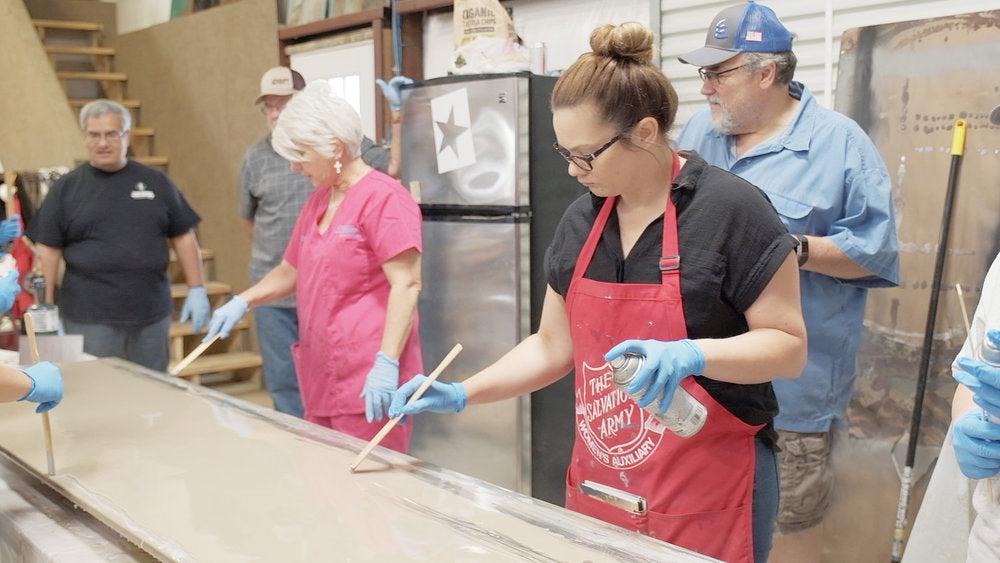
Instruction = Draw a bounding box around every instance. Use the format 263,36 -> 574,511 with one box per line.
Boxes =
951,119 -> 967,156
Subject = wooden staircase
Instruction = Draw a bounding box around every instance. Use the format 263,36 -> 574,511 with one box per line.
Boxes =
32,18 -> 168,170
168,249 -> 263,393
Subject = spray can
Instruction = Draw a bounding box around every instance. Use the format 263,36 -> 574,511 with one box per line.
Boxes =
610,352 -> 707,438
980,335 -> 1000,424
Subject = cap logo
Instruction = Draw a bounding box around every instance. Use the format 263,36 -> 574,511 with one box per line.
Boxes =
713,18 -> 731,40
271,78 -> 291,86
745,31 -> 763,42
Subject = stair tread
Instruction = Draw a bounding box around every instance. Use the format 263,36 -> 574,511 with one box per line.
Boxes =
169,248 -> 214,262
134,156 -> 168,166
68,98 -> 140,108
45,45 -> 115,56
170,318 -> 250,338
57,70 -> 127,81
170,280 -> 232,299
32,19 -> 102,32
170,351 -> 262,378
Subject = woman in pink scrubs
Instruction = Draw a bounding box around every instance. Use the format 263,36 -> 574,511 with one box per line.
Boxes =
204,82 -> 422,453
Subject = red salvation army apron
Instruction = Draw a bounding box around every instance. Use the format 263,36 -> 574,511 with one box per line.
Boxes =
563,152 -> 762,562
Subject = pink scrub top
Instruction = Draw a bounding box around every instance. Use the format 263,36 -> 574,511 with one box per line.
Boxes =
284,170 -> 423,418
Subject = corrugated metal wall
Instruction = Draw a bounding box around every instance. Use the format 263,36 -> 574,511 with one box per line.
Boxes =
661,0 -> 1000,128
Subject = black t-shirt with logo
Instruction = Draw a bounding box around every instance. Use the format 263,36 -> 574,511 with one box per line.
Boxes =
28,161 -> 200,326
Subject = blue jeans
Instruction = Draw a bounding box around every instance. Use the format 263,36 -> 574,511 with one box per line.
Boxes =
753,436 -> 780,563
63,315 -> 171,372
253,306 -> 303,418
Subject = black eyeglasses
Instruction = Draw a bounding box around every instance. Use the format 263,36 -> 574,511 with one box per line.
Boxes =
85,130 -> 127,142
697,63 -> 750,84
553,133 -> 622,171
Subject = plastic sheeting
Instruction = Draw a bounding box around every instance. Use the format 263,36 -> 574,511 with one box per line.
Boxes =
0,358 -> 714,562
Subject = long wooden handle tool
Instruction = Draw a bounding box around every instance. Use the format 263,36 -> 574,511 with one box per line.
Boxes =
23,313 -> 55,476
349,343 -> 462,472
169,335 -> 220,377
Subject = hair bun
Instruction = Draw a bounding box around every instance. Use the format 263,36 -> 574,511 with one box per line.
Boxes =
589,21 -> 654,64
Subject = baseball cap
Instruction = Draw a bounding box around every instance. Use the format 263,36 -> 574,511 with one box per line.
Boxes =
254,66 -> 305,104
679,2 -> 794,67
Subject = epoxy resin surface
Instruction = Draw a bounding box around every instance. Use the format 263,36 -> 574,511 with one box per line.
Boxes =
0,359 -> 712,562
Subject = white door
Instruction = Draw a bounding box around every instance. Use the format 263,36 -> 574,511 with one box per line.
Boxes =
289,39 -> 377,141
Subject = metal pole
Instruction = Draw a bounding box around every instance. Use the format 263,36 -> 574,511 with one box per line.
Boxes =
890,119 -> 967,561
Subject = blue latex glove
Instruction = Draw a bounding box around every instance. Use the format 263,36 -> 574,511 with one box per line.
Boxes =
604,339 -> 706,414
387,374 -> 466,420
0,215 -> 21,247
952,410 -> 1000,479
203,296 -> 248,342
0,270 -> 20,313
375,75 -> 413,111
180,285 -> 211,334
360,351 -> 400,422
955,331 -> 1000,419
19,361 -> 63,413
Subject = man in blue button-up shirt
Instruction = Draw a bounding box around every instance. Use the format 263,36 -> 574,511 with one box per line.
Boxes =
676,3 -> 900,561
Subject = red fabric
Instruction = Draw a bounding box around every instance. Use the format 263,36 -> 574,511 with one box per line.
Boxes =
9,194 -> 33,319
562,153 -> 759,562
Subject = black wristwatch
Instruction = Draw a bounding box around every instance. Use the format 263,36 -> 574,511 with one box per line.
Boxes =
792,234 -> 809,267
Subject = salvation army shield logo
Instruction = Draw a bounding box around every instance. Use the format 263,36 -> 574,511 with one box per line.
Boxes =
575,361 -> 666,470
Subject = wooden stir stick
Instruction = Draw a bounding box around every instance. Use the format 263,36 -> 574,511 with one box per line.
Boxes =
349,343 -> 463,472
169,334 -> 220,377
23,312 -> 55,476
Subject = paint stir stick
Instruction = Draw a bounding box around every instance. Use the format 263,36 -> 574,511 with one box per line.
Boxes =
23,312 -> 55,476
169,335 -> 220,377
350,343 -> 463,472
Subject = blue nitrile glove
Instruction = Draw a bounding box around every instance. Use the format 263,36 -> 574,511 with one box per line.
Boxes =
203,296 -> 248,342
19,361 -> 63,413
955,331 -> 1000,420
0,215 -> 21,247
604,339 -> 706,413
180,285 -> 210,334
360,351 -> 400,422
952,410 -> 1000,479
0,270 -> 20,313
388,374 -> 466,420
375,75 -> 414,111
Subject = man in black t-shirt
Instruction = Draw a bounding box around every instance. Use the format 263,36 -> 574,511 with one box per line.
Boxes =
27,99 -> 210,371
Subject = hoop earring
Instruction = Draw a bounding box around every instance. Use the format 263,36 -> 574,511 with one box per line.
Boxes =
334,160 -> 342,174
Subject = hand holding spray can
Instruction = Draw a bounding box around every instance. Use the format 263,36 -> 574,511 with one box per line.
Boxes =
610,352 -> 707,438
979,334 -> 1000,424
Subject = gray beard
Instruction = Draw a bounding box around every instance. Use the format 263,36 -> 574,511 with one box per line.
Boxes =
710,110 -> 738,136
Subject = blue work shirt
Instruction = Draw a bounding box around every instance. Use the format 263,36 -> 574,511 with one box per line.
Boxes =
677,81 -> 900,432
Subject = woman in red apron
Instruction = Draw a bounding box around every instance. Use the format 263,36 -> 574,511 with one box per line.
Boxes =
390,22 -> 806,562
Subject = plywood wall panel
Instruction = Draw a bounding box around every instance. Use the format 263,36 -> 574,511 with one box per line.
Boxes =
0,1 -> 86,171
114,0 -> 279,293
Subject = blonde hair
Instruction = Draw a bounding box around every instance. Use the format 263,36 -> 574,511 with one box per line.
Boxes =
271,81 -> 362,162
552,22 -> 678,139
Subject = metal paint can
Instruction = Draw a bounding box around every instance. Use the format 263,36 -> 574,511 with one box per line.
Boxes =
26,304 -> 60,334
610,352 -> 707,438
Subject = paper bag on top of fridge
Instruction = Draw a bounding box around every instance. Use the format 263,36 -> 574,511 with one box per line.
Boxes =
449,0 -> 529,75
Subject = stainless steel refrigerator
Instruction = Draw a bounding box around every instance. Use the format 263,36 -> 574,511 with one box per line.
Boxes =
400,72 -> 584,503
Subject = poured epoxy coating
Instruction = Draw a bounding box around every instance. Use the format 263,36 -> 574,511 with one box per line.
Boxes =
0,359 -> 712,562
